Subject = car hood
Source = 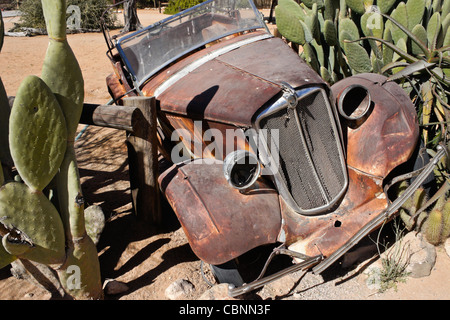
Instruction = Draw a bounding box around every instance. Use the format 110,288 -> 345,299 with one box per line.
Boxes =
141,32 -> 326,127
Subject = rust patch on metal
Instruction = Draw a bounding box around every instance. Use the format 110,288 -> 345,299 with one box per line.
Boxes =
282,167 -> 388,258
158,159 -> 281,265
332,73 -> 419,178
155,59 -> 281,127
216,37 -> 326,90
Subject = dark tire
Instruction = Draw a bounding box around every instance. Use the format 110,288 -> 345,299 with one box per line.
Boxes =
210,260 -> 244,287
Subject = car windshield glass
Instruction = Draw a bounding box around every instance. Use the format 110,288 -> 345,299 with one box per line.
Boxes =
116,0 -> 267,87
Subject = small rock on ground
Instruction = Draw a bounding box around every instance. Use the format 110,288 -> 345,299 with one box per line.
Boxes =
198,283 -> 236,300
165,279 -> 195,300
103,279 -> 129,295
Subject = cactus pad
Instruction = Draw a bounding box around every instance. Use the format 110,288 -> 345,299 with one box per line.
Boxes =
58,236 -> 103,300
344,39 -> 373,73
426,12 -> 442,50
0,239 -> 16,269
339,18 -> 360,47
389,2 -> 409,44
0,182 -> 65,265
41,0 -> 67,41
41,41 -> 84,141
411,24 -> 428,55
324,19 -> 338,46
382,27 -> 394,65
9,75 -> 67,191
275,0 -> 306,45
345,0 -> 366,14
406,0 -> 426,30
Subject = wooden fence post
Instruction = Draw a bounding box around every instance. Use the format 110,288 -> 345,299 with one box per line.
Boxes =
123,96 -> 161,225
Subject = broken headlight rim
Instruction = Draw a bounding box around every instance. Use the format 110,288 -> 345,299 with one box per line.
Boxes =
223,150 -> 261,191
337,84 -> 372,129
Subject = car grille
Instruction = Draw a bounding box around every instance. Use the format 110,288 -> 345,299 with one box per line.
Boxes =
257,88 -> 347,214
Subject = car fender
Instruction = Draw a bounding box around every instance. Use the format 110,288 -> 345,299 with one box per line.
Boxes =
158,159 -> 282,265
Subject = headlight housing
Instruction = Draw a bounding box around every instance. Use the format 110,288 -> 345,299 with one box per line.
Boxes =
223,150 -> 261,190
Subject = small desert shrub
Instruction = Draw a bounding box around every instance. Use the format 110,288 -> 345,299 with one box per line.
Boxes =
164,0 -> 204,15
368,218 -> 411,293
15,0 -> 118,31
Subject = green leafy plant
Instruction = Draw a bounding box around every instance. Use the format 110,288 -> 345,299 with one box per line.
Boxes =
0,0 -> 104,299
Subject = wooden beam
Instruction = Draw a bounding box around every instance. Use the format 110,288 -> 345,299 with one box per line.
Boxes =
80,103 -> 145,134
123,96 -> 161,225
8,98 -> 145,135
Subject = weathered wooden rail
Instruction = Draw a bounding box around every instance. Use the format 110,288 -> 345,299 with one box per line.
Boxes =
80,97 -> 161,225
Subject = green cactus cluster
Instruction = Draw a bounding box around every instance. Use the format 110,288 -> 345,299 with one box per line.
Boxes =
276,0 -> 450,84
0,1 -> 103,299
397,180 -> 450,245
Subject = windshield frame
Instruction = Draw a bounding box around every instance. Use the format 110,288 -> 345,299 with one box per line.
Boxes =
115,0 -> 269,88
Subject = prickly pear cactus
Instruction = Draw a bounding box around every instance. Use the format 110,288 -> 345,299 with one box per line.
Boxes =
0,182 -> 65,265
40,0 -> 101,300
274,0 -> 449,85
0,0 -> 103,299
9,75 -> 67,191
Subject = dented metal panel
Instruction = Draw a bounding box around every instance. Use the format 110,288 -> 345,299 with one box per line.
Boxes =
216,37 -> 326,90
332,73 -> 419,177
158,159 -> 281,265
156,59 -> 281,127
283,167 -> 388,258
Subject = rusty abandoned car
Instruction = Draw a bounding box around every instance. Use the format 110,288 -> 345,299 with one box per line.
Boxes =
102,0 -> 445,296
